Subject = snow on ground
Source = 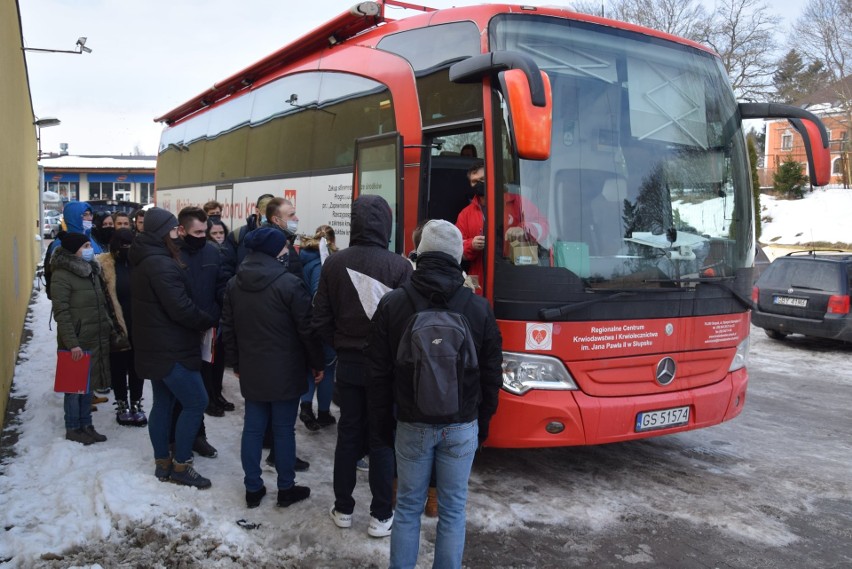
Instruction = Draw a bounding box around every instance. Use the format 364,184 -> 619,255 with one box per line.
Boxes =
759,186 -> 852,246
1,188 -> 850,567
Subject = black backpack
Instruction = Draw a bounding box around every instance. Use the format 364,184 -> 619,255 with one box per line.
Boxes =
396,283 -> 479,419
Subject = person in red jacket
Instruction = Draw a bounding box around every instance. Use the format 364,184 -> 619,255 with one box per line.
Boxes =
455,163 -> 549,294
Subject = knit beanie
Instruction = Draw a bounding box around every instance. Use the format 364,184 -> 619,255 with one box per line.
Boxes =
244,227 -> 288,257
417,219 -> 464,264
61,232 -> 90,253
143,207 -> 178,239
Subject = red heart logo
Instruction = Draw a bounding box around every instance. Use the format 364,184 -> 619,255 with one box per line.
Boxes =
532,329 -> 547,344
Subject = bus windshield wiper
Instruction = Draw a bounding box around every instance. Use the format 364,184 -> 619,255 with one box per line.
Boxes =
539,291 -> 636,321
642,276 -> 753,310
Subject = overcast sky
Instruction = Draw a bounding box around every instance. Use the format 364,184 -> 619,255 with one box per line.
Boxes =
21,0 -> 805,157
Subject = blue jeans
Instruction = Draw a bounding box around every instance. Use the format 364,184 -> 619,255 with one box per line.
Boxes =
64,392 -> 94,430
332,359 -> 395,519
390,420 -> 478,569
242,398 -> 299,492
301,345 -> 336,412
148,363 -> 208,463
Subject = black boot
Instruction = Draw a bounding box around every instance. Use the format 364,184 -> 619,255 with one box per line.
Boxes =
277,485 -> 310,507
299,403 -> 317,429
314,411 -> 337,429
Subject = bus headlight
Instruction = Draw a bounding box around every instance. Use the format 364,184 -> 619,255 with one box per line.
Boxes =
501,352 -> 578,395
728,336 -> 750,372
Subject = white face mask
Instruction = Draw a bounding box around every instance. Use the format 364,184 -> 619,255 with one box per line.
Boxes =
82,220 -> 93,231
286,220 -> 298,234
81,248 -> 94,262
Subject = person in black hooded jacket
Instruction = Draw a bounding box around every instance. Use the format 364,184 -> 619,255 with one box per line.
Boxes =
221,227 -> 324,508
366,219 -> 502,568
312,194 -> 412,537
129,207 -> 216,489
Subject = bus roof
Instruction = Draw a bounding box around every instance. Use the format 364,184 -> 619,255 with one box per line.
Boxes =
154,1 -> 715,127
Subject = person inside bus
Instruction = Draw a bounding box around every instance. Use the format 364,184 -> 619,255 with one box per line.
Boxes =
455,163 -> 550,294
460,143 -> 477,158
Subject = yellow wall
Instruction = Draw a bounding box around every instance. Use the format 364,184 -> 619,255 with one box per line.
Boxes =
0,0 -> 39,424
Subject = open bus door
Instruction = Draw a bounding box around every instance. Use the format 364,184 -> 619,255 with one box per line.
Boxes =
352,132 -> 405,254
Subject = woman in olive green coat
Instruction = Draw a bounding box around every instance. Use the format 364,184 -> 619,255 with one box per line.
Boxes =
50,233 -> 111,445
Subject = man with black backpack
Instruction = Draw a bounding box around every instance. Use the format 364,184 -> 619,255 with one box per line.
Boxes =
366,219 -> 503,569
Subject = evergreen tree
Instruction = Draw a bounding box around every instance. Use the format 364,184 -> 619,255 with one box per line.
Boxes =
773,49 -> 833,104
773,158 -> 809,199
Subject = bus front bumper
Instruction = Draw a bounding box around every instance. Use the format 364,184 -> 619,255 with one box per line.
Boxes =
484,368 -> 748,448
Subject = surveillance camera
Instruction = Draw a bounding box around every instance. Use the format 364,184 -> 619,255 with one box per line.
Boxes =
80,45 -> 92,53
76,37 -> 87,46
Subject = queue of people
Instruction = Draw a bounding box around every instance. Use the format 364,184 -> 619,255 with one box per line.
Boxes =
48,193 -> 502,569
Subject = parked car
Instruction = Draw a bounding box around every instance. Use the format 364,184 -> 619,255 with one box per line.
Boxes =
43,210 -> 62,239
86,199 -> 142,216
752,251 -> 852,343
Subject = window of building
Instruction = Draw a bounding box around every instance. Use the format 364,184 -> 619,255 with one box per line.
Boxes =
114,182 -> 131,201
140,182 -> 154,204
89,182 -> 114,200
832,156 -> 845,175
781,132 -> 793,151
47,181 -> 78,201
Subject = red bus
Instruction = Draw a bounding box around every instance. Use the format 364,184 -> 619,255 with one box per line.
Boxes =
154,1 -> 830,447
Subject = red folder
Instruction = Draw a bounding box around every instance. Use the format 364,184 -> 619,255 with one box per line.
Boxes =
54,350 -> 92,394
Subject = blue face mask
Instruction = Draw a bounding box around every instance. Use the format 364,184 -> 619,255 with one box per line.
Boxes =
258,215 -> 266,225
81,248 -> 95,262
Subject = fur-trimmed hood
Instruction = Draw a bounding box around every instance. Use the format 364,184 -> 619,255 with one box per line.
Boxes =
96,252 -> 128,336
50,246 -> 100,279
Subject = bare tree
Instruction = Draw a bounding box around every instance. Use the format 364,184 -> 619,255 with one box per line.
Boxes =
794,0 -> 852,186
571,0 -> 706,40
700,0 -> 780,101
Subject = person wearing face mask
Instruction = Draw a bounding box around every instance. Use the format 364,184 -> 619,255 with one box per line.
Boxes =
130,207 -> 216,488
91,211 -> 115,252
97,228 -> 147,427
202,200 -> 225,227
261,197 -> 303,280
50,233 -> 112,445
168,207 -> 230,458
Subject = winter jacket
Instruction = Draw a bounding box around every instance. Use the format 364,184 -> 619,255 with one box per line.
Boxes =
366,252 -> 503,445
178,240 -> 228,322
96,252 -> 131,339
311,195 -> 412,375
50,247 -> 112,390
299,247 -> 322,295
45,202 -> 103,298
129,232 -> 216,380
228,214 -> 261,268
221,251 -> 324,402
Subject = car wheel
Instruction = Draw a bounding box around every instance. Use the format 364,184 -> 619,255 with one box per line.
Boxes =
764,329 -> 787,340
49,230 -> 56,239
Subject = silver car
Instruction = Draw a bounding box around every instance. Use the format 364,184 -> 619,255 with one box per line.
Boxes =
43,210 -> 62,239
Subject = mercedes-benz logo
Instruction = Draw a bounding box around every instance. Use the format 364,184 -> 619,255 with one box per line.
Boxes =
656,357 -> 676,386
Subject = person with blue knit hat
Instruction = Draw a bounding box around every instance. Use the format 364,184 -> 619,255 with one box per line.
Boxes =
221,227 -> 325,508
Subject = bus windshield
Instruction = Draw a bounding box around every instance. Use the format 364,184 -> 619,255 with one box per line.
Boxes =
488,15 -> 754,311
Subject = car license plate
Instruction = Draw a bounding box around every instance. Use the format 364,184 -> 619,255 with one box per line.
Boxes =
773,295 -> 807,307
635,406 -> 690,432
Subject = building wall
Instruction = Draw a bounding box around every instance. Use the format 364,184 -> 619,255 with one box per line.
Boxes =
0,0 -> 40,424
763,116 -> 850,188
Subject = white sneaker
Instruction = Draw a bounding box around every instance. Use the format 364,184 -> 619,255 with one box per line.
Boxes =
356,457 -> 369,472
329,506 -> 352,529
367,513 -> 393,538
